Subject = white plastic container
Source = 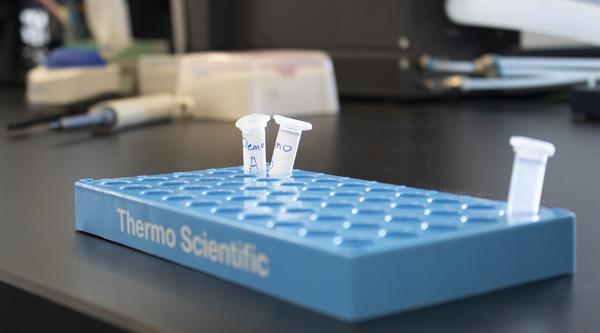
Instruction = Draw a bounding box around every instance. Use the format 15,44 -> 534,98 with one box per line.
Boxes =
78,50 -> 338,131
507,136 -> 556,217
26,65 -> 121,106
177,50 -> 339,121
138,55 -> 181,95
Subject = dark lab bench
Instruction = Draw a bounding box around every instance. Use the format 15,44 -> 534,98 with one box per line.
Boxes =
0,89 -> 599,332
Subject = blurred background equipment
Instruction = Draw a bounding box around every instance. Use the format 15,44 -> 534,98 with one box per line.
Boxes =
422,0 -> 600,95
83,0 -> 132,59
26,48 -> 121,107
446,0 -> 600,47
5,0 -> 171,133
184,0 -> 519,98
47,50 -> 338,133
571,85 -> 600,120
49,93 -> 189,131
0,2 -> 21,85
3,0 -> 600,119
137,54 -> 180,95
175,51 -> 338,120
421,54 -> 600,92
19,0 -> 169,112
7,0 -> 171,85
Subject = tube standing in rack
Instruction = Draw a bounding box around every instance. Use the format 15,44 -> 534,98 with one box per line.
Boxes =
235,114 -> 271,174
269,115 -> 312,176
507,136 -> 556,218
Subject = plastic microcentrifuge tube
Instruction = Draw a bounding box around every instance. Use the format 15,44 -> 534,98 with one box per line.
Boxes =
507,136 -> 556,218
235,114 -> 271,174
269,115 -> 312,176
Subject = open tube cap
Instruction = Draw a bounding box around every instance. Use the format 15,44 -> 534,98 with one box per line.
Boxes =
510,136 -> 556,160
235,114 -> 270,132
273,115 -> 312,132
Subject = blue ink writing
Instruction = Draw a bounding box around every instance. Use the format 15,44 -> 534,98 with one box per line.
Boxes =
250,156 -> 258,171
242,137 -> 265,151
275,142 -> 293,152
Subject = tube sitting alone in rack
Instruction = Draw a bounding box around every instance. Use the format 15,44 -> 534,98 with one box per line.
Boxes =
235,114 -> 271,174
507,136 -> 556,218
269,115 -> 312,176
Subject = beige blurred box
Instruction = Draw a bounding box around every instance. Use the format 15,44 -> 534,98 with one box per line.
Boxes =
138,50 -> 339,121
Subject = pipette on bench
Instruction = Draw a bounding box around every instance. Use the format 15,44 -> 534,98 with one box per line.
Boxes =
49,94 -> 193,132
235,114 -> 270,174
507,136 -> 556,218
269,115 -> 312,176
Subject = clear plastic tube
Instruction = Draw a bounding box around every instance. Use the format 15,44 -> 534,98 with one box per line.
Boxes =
269,115 -> 312,176
507,136 -> 556,218
235,114 -> 270,174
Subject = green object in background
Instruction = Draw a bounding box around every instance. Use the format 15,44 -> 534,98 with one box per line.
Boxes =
63,39 -> 97,51
65,39 -> 169,95
110,39 -> 169,95
107,39 -> 169,62
65,39 -> 169,62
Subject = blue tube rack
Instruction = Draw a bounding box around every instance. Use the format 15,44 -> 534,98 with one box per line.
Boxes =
75,167 -> 575,321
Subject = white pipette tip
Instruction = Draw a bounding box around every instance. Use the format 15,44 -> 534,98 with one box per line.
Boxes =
507,136 -> 556,219
273,115 -> 312,132
235,114 -> 271,132
269,115 -> 312,176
